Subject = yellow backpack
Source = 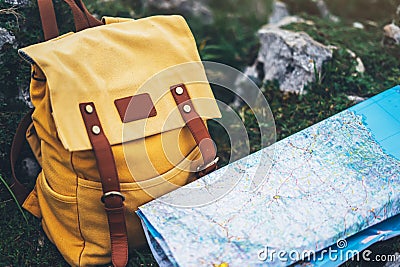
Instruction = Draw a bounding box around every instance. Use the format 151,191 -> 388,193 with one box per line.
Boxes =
9,0 -> 220,266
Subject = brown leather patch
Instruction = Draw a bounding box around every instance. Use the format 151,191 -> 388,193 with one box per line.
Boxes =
114,93 -> 157,123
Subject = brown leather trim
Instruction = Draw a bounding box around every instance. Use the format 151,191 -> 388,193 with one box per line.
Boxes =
114,93 -> 157,123
79,103 -> 128,267
72,0 -> 103,29
37,0 -> 103,41
37,0 -> 59,40
170,83 -> 217,171
64,0 -> 90,32
9,110 -> 34,205
197,162 -> 218,178
63,0 -> 102,32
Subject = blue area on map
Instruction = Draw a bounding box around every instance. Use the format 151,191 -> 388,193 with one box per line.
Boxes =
137,210 -> 161,238
308,214 -> 400,267
306,86 -> 400,266
350,85 -> 400,160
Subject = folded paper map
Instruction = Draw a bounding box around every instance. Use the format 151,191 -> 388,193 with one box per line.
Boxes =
137,85 -> 400,266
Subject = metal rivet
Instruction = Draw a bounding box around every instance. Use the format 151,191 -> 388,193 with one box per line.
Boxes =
175,86 -> 184,95
85,104 -> 93,114
92,125 -> 101,135
183,104 -> 191,113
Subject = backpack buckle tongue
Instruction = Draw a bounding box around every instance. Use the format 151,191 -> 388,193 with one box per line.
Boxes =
196,157 -> 219,178
197,157 -> 219,172
101,191 -> 125,203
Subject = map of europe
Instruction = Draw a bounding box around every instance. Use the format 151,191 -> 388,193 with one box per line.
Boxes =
137,86 -> 400,267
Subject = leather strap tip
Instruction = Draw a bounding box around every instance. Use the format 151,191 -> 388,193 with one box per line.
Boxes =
112,255 -> 128,267
196,162 -> 218,178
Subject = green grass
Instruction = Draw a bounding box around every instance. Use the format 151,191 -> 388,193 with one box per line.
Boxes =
1,0 -> 400,266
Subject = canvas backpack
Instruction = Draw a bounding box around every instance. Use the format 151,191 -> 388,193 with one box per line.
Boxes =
8,0 -> 221,266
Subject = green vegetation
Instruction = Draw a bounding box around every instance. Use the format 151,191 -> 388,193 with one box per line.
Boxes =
1,0 -> 399,266
274,14 -> 400,138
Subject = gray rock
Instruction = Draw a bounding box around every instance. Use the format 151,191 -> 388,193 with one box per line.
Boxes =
233,27 -> 332,102
17,85 -> 33,108
352,22 -> 364,29
253,28 -> 333,94
268,1 -> 290,24
267,1 -> 313,29
144,0 -> 213,24
366,20 -> 378,27
266,16 -> 313,29
346,49 -> 365,75
354,57 -> 365,74
347,95 -> 366,104
313,0 -> 339,22
21,157 -> 40,179
0,27 -> 16,50
383,23 -> 400,46
232,63 -> 264,108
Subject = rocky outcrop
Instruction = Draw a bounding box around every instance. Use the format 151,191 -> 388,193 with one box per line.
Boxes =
245,28 -> 333,94
233,0 -> 333,97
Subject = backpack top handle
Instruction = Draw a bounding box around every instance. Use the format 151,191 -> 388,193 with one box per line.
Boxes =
37,0 -> 103,41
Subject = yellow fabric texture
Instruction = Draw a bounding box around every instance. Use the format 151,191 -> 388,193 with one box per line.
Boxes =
20,15 -> 220,151
20,15 -> 220,266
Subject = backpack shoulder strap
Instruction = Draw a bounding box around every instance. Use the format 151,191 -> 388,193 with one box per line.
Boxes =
37,0 -> 59,40
37,0 -> 103,40
9,110 -> 33,205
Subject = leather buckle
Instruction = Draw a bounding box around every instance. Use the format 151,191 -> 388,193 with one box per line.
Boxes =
101,191 -> 125,203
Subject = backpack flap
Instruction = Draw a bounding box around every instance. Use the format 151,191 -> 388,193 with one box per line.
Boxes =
19,15 -> 221,152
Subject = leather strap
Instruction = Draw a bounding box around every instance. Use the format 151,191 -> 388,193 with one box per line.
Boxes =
65,0 -> 103,31
79,103 -> 128,267
9,110 -> 33,205
37,0 -> 103,41
196,160 -> 218,178
170,84 -> 217,176
37,0 -> 59,40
